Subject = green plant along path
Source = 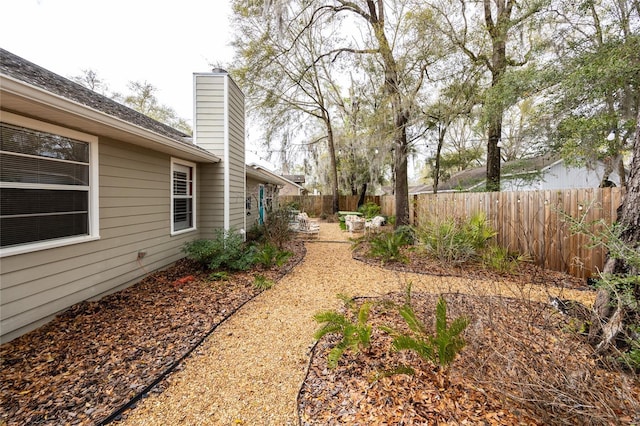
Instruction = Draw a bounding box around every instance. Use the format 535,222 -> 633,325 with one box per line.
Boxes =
120,223 -> 594,426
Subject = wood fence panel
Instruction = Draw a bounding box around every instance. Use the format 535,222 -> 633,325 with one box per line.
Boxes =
408,187 -> 624,279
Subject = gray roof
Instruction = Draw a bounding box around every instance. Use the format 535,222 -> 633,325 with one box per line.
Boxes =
0,48 -> 192,143
437,153 -> 560,191
282,174 -> 305,184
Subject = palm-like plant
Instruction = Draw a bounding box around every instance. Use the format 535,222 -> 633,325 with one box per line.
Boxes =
313,295 -> 373,368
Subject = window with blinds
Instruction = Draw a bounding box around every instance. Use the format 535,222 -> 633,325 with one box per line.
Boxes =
171,160 -> 196,233
1,123 -> 93,249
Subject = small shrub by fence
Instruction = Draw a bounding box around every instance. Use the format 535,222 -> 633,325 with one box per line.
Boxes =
412,188 -> 624,279
279,188 -> 624,278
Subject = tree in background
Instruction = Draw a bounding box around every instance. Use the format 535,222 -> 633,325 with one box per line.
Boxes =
550,1 -> 639,187
427,0 -> 550,191
72,70 -> 192,135
231,1 -> 350,213
70,69 -> 110,95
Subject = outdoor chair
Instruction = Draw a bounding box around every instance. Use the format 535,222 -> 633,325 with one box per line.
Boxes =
365,215 -> 386,233
345,214 -> 365,234
295,213 -> 320,239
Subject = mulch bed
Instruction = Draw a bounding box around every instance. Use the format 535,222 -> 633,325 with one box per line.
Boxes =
299,292 -> 640,425
0,241 -> 305,426
352,242 -> 588,290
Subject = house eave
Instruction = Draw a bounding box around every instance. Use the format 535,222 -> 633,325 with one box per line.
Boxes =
246,164 -> 296,187
0,75 -> 220,164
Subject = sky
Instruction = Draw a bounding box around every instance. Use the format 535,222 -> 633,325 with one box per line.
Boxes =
1,0 -> 235,128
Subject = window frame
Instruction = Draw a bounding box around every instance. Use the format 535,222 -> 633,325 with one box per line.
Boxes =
170,158 -> 197,235
0,112 -> 100,257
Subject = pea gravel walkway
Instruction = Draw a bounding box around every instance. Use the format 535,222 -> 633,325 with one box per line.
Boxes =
119,223 -> 593,426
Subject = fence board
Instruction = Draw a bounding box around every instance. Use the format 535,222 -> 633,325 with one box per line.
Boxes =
408,188 -> 624,279
278,188 -> 623,278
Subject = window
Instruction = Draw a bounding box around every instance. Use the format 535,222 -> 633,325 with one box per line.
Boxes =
0,114 -> 99,256
171,159 -> 196,234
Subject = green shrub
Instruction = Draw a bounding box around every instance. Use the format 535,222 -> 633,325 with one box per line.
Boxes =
416,213 -> 496,263
358,202 -> 381,219
208,271 -> 230,281
382,286 -> 469,375
255,243 -> 292,268
394,225 -> 416,245
464,212 -> 497,250
253,274 -> 275,290
263,208 -> 294,249
183,229 -> 256,271
482,245 -> 526,273
245,223 -> 265,243
369,231 -> 409,264
313,295 -> 373,369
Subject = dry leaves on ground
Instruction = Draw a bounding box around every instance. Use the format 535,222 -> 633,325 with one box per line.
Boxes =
299,292 -> 640,425
0,242 -> 305,426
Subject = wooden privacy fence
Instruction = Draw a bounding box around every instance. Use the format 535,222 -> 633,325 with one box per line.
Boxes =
412,188 -> 624,279
277,188 -> 624,278
278,195 -> 384,216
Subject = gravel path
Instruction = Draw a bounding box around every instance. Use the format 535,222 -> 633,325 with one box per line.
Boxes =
119,223 -> 594,425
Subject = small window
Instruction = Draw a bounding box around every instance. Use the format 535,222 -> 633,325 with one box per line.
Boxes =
171,159 -> 196,234
0,118 -> 99,256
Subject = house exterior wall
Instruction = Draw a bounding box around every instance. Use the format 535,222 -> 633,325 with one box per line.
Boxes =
502,162 -> 623,191
194,72 -> 246,232
227,79 -> 246,232
0,136 -> 200,342
246,176 -> 263,228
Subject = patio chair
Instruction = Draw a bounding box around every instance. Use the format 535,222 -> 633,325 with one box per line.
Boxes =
365,215 -> 386,233
295,213 -> 320,239
345,214 -> 365,234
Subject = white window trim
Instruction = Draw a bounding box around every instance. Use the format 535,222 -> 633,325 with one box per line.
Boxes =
170,158 -> 197,235
0,111 -> 100,258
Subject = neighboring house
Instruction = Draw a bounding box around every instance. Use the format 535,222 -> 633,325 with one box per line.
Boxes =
0,49 -> 263,342
279,174 -> 306,196
246,164 -> 296,226
430,154 -> 624,193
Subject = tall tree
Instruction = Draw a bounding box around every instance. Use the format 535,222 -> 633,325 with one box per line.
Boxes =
429,0 -> 549,191
230,1 -> 344,212
550,0 -> 640,187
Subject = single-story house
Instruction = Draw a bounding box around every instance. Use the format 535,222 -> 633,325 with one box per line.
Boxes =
279,174 -> 306,196
246,164 -> 297,225
428,154 -> 625,193
0,49 -> 279,342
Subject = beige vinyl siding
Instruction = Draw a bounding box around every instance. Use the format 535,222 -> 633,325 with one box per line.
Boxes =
0,138 -> 198,342
194,74 -> 227,233
194,72 -> 246,232
199,162 -> 225,238
194,75 -> 226,157
227,80 -> 246,230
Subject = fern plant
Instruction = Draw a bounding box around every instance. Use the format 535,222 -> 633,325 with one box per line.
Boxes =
313,295 -> 373,368
255,243 -> 292,268
383,286 -> 469,376
368,231 -> 409,264
253,274 -> 274,290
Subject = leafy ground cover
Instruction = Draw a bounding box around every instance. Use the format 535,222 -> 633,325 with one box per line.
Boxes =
297,241 -> 640,425
0,241 -> 305,426
299,292 -> 640,425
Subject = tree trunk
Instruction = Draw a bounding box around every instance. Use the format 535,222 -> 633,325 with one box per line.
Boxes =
604,108 -> 640,275
432,125 -> 446,193
357,182 -> 367,208
326,119 -> 340,214
591,109 -> 640,354
394,114 -> 410,226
